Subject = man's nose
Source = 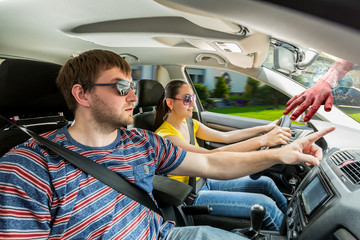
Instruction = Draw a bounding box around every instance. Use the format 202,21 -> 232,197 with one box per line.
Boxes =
127,88 -> 138,102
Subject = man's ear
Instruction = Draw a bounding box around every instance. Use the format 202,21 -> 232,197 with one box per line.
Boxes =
72,84 -> 90,107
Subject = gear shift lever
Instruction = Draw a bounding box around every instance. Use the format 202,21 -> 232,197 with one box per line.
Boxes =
250,204 -> 266,237
237,204 -> 266,239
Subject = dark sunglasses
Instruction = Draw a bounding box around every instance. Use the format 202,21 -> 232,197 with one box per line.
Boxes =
81,80 -> 136,96
171,94 -> 196,106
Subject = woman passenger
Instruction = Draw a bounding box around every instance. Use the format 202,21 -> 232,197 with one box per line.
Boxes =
154,80 -> 291,231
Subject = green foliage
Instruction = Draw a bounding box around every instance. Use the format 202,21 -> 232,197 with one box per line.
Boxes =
243,77 -> 260,98
193,82 -> 210,101
213,76 -> 230,98
208,105 -> 304,125
208,105 -> 285,121
253,85 -> 289,107
242,77 -> 289,107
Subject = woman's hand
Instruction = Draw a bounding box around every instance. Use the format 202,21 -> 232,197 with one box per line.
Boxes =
261,126 -> 291,147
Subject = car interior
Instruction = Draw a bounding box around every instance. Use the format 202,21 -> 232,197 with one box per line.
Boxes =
1,0 -> 360,239
0,57 -> 254,233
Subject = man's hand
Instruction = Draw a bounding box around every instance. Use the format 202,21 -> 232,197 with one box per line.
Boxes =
262,126 -> 291,147
278,127 -> 335,166
283,80 -> 333,122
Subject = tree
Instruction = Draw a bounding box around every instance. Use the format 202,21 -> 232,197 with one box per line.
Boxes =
243,77 -> 260,99
213,76 -> 230,98
193,82 -> 210,101
254,85 -> 289,107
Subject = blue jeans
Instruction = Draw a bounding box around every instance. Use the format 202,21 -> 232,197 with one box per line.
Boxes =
166,226 -> 249,240
193,176 -> 287,231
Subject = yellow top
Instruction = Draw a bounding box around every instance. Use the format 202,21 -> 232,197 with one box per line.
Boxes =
155,118 -> 200,184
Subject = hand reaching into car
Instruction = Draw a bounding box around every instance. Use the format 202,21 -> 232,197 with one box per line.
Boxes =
284,79 -> 334,122
283,59 -> 354,122
277,126 -> 335,166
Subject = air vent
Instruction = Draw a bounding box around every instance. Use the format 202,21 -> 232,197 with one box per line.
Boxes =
341,162 -> 360,185
330,151 -> 354,165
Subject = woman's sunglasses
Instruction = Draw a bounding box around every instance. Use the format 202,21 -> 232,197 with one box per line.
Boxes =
171,94 -> 196,106
81,80 -> 136,96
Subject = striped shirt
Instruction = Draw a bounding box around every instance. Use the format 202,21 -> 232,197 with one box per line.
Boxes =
0,125 -> 186,239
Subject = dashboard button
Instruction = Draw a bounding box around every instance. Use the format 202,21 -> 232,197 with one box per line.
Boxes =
287,207 -> 293,217
297,224 -> 302,234
291,230 -> 298,240
289,218 -> 295,229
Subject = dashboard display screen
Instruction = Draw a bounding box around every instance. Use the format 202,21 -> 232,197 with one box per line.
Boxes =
301,175 -> 330,216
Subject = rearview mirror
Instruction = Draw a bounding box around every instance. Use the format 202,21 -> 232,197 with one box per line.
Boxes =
273,46 -> 296,73
273,43 -> 319,74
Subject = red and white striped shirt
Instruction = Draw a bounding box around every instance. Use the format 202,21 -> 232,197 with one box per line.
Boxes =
0,126 -> 186,239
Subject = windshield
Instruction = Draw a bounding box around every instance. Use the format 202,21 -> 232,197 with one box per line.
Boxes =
263,45 -> 360,123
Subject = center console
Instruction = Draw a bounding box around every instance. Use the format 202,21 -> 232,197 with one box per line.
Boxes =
284,148 -> 360,240
286,169 -> 334,239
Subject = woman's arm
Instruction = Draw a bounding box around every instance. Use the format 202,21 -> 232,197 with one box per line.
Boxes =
165,125 -> 291,153
194,121 -> 291,151
195,121 -> 273,143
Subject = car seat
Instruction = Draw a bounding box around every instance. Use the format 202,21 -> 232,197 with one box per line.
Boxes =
130,79 -> 165,131
132,79 -> 251,230
0,58 -> 72,157
0,59 -> 195,227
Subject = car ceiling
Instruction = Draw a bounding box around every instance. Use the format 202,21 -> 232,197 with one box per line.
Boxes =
1,0 -> 360,68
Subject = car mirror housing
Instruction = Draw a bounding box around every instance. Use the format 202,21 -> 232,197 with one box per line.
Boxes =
274,46 -> 297,73
274,43 -> 319,75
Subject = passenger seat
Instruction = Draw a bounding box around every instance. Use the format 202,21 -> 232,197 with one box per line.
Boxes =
0,58 -> 72,156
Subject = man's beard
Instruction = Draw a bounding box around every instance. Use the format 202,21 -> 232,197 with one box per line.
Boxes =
91,95 -> 133,130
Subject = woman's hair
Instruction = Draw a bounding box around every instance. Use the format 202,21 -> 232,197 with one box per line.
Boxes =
154,80 -> 187,131
56,49 -> 131,112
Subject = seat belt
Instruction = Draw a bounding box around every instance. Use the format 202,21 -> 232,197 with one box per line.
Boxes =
186,117 -> 206,196
0,115 -> 162,216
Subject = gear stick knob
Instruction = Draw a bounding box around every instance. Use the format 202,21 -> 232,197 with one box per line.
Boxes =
250,204 -> 266,235
234,204 -> 266,239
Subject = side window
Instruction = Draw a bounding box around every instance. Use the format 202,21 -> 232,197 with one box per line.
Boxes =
131,65 -> 157,80
186,66 -> 290,122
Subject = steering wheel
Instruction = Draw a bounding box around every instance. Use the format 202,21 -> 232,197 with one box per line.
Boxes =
260,115 -> 292,151
251,115 -> 292,179
278,114 -> 292,128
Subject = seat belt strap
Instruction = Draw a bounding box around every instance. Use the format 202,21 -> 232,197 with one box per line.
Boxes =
186,117 -> 196,146
0,115 -> 162,216
186,117 -> 206,195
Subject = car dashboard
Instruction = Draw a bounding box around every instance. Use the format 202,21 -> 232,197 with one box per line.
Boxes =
284,121 -> 360,240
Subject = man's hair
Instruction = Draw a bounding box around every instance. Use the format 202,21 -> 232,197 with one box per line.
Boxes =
56,49 -> 132,112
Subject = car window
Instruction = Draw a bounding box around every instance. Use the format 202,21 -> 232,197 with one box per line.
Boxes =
263,46 -> 360,123
186,66 -> 290,122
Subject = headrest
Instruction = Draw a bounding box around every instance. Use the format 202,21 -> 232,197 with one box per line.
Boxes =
0,58 -> 69,117
136,79 -> 164,108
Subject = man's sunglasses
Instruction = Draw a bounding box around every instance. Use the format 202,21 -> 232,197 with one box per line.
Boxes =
171,94 -> 196,106
81,80 -> 136,96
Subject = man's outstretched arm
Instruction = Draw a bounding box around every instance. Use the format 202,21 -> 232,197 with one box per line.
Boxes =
170,127 -> 335,180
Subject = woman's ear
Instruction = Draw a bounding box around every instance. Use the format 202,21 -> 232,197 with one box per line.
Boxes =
72,84 -> 91,107
165,98 -> 173,110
